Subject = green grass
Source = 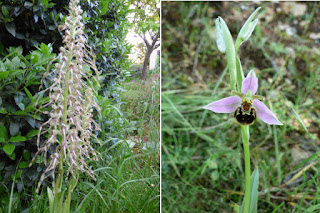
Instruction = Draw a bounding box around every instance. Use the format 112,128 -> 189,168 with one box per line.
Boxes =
11,141 -> 159,213
161,2 -> 320,212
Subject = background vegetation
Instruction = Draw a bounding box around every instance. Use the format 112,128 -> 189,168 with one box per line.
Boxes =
161,2 -> 320,212
0,0 -> 159,212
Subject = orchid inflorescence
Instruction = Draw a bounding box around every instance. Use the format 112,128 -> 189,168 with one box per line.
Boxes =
30,0 -> 101,193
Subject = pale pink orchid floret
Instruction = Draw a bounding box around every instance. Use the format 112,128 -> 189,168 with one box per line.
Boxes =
205,70 -> 282,125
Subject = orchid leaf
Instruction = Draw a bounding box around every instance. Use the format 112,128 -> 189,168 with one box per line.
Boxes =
249,169 -> 259,213
240,168 -> 259,213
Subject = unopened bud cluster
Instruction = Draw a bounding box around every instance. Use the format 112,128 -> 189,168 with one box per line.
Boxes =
32,0 -> 101,192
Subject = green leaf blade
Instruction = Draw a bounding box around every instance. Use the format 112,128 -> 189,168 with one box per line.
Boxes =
1,6 -> 9,17
40,43 -> 49,56
25,130 -> 39,139
3,143 -> 15,155
5,22 -> 16,37
291,108 -> 308,133
249,168 -> 259,213
18,161 -> 28,169
9,136 -> 26,142
0,124 -> 8,142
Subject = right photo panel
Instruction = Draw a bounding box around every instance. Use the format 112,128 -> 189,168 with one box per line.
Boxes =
161,1 -> 320,212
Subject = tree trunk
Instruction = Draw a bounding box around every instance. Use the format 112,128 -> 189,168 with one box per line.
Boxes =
141,48 -> 152,80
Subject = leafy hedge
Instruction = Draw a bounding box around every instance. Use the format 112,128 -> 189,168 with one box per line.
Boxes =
80,0 -> 132,98
0,0 -> 67,54
0,0 -> 132,96
0,44 -> 55,199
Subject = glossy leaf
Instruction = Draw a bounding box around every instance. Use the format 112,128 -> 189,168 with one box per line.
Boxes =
40,43 -> 49,56
14,94 -> 23,106
4,59 -> 14,70
9,123 -> 20,136
9,136 -> 26,142
25,116 -> 35,128
9,152 -> 16,160
0,107 -> 8,114
34,14 -> 39,23
0,62 -> 6,71
100,0 -> 110,15
0,71 -> 9,80
15,33 -> 25,40
0,124 -> 8,142
3,144 -> 15,155
31,54 -> 39,64
23,150 -> 30,161
24,1 -> 33,8
12,110 -> 27,115
1,6 -> 9,17
18,103 -> 25,111
25,130 -> 39,139
5,22 -> 16,37
9,69 -> 25,78
24,87 -> 34,102
19,161 -> 29,169
12,56 -> 20,69
15,46 -> 23,55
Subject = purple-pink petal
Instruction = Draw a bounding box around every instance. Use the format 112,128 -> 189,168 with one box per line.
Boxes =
204,96 -> 241,113
253,100 -> 282,125
242,70 -> 258,95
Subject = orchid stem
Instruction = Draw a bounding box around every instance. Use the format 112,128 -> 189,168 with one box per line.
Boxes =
241,125 -> 251,213
273,125 -> 281,184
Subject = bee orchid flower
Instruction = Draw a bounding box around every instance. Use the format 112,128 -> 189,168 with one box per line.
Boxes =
205,70 -> 282,125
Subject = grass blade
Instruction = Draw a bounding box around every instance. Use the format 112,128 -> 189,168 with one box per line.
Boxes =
249,168 -> 259,213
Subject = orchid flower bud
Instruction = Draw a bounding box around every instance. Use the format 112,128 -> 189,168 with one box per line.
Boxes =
235,7 -> 261,52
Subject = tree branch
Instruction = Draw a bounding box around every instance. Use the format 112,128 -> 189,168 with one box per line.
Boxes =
139,33 -> 151,48
152,43 -> 160,51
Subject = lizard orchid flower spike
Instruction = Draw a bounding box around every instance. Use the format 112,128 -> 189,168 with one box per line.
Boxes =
205,70 -> 282,125
30,0 -> 101,194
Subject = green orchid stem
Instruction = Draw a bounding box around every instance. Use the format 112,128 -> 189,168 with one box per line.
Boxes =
241,125 -> 251,213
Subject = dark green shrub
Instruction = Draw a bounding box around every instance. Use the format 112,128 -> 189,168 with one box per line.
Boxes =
80,0 -> 133,98
0,44 -> 55,198
0,0 -> 68,54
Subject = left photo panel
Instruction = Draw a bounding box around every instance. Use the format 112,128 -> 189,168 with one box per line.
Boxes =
0,0 -> 160,212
